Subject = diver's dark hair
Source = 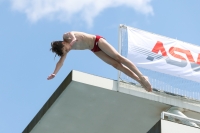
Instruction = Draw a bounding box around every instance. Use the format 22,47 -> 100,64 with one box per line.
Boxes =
50,41 -> 64,57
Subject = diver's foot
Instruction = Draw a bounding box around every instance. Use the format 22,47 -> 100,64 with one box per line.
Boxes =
140,76 -> 152,92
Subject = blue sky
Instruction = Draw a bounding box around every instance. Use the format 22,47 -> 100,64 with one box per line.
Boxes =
1,0 -> 200,132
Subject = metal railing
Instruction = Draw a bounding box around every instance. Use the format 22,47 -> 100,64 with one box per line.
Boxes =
161,111 -> 200,128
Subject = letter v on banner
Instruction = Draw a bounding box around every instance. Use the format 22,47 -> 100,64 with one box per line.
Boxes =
127,26 -> 200,83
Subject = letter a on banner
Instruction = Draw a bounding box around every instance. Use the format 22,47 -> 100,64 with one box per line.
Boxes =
127,26 -> 200,83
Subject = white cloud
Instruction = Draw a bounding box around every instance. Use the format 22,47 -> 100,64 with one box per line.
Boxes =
10,0 -> 153,26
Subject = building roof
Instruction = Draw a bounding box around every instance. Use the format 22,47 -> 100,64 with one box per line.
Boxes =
22,70 -> 200,133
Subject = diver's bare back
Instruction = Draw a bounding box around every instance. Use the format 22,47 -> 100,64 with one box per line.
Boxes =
68,31 -> 96,50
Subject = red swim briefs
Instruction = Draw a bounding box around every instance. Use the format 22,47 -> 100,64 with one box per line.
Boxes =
91,35 -> 103,52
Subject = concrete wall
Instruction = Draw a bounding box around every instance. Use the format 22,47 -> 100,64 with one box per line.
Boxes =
148,119 -> 200,133
29,81 -> 170,133
161,120 -> 200,133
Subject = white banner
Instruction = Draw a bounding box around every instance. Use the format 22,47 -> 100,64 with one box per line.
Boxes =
127,26 -> 200,83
